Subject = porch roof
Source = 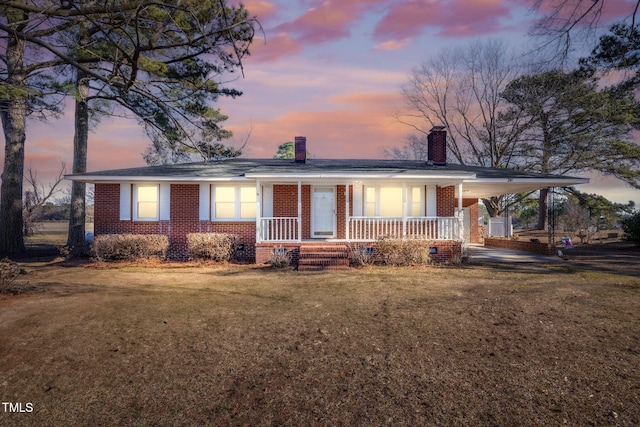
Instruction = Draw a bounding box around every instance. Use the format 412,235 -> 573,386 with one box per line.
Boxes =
66,158 -> 588,198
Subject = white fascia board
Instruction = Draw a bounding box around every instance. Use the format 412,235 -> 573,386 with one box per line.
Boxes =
465,177 -> 590,186
64,175 -> 252,183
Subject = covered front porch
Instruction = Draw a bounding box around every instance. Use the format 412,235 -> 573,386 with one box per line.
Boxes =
252,179 -> 471,244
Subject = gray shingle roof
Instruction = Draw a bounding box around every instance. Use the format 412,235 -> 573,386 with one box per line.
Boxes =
66,158 -> 582,181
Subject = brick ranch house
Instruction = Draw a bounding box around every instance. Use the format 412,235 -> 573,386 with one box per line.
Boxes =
66,128 -> 588,268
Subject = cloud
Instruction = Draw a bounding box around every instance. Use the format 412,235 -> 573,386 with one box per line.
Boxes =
238,0 -> 278,21
228,89 -> 409,160
374,39 -> 411,51
273,0 -> 388,45
248,33 -> 303,63
328,92 -> 404,110
374,0 -> 443,41
275,1 -> 359,44
374,0 -> 517,42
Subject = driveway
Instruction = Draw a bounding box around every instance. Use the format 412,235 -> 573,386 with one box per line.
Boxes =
466,244 -> 564,264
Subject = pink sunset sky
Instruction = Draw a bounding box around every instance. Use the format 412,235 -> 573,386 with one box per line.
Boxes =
3,0 -> 640,206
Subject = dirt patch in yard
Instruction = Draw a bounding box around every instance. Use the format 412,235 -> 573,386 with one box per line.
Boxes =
1,250 -> 639,426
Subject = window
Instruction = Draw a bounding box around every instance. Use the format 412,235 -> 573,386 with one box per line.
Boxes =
135,185 -> 159,220
379,187 -> 403,217
363,185 -> 424,217
410,186 -> 424,217
365,187 -> 376,217
212,185 -> 256,220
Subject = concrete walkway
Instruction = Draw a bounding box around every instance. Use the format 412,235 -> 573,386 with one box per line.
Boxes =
466,244 -> 564,264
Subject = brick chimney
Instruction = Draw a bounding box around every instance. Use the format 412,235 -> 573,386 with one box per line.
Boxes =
427,126 -> 446,165
295,136 -> 306,163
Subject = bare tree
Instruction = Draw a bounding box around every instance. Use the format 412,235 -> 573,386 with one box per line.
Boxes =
23,162 -> 66,234
530,0 -> 640,61
397,39 -> 529,216
383,134 -> 429,161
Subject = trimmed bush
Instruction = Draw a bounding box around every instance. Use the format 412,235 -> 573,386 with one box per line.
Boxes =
187,233 -> 236,261
348,244 -> 375,267
269,247 -> 291,269
376,238 -> 431,266
93,234 -> 169,261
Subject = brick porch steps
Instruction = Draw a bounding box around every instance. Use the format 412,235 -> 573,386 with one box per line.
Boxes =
297,244 -> 350,271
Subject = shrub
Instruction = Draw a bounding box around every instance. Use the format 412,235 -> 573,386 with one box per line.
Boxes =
348,244 -> 375,267
187,233 -> 236,261
0,258 -> 27,293
93,234 -> 169,261
376,238 -> 431,266
269,247 -> 291,269
621,212 -> 640,246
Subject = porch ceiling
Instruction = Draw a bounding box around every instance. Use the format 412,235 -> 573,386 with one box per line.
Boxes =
461,177 -> 590,199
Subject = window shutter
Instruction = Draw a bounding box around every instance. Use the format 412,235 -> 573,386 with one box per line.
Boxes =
159,184 -> 171,220
352,184 -> 363,216
119,183 -> 131,220
262,185 -> 273,217
199,184 -> 210,221
426,185 -> 437,217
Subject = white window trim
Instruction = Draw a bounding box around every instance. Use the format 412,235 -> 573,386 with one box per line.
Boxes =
210,184 -> 257,221
133,184 -> 160,221
408,185 -> 425,217
124,183 -> 170,222
363,184 -> 425,217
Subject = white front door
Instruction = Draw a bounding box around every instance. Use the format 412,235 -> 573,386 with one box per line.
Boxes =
312,187 -> 335,238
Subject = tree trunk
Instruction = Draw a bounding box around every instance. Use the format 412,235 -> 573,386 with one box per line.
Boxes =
482,196 -> 503,217
0,29 -> 27,253
537,187 -> 549,231
66,68 -> 90,251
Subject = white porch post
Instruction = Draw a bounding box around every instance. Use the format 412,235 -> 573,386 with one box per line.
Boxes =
256,180 -> 262,243
297,180 -> 302,242
402,182 -> 407,238
458,182 -> 464,241
345,182 -> 350,241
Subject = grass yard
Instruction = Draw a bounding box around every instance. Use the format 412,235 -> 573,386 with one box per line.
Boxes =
1,256 -> 639,426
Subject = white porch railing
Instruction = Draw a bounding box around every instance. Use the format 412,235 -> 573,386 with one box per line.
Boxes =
349,216 -> 460,241
258,216 -> 460,242
260,217 -> 299,241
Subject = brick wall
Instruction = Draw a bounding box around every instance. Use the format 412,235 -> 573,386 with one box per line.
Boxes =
428,128 -> 447,164
484,237 -> 554,255
336,185 -> 353,239
272,184 -> 311,239
168,184 -> 199,258
94,183 -> 257,260
256,242 -> 301,265
94,183 -> 171,236
197,221 -> 256,261
436,186 -> 456,216
257,240 -> 462,266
